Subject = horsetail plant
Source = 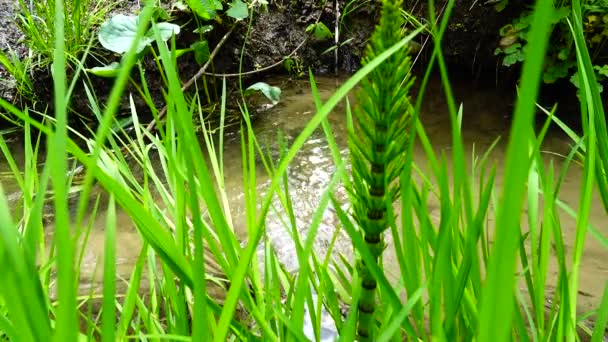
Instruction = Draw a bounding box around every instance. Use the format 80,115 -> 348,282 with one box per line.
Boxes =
347,0 -> 415,339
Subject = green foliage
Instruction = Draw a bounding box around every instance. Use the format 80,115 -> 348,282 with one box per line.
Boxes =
244,82 -> 282,104
226,0 -> 249,19
339,0 -> 373,31
86,61 -> 121,78
191,40 -> 211,65
495,1 -> 608,89
1,0 -> 111,102
16,0 -> 112,69
347,0 -> 415,339
0,49 -> 34,101
90,13 -> 181,79
0,0 -> 607,341
284,57 -> 304,77
90,1 -> 249,78
184,0 -> 248,20
306,22 -> 334,41
98,14 -> 180,54
187,0 -> 222,20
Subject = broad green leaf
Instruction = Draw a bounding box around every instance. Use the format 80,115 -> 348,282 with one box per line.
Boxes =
99,15 -> 151,54
175,48 -> 193,59
306,22 -> 333,41
226,0 -> 248,20
543,62 -> 571,83
152,6 -> 170,21
172,0 -> 189,11
187,0 -> 217,20
98,15 -> 180,54
569,71 -> 603,96
245,82 -> 281,104
551,7 -> 570,24
499,24 -> 514,37
191,40 -> 210,65
558,47 -> 570,60
86,62 -> 121,77
514,17 -> 531,31
146,22 -> 182,42
158,48 -> 194,61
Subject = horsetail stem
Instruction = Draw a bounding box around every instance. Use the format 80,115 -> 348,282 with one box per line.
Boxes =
347,0 -> 415,339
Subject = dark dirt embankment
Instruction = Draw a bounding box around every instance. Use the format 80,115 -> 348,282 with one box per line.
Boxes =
0,0 -> 26,106
219,0 -> 530,78
0,0 -> 526,126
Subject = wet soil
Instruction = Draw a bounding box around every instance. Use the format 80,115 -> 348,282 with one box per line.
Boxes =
0,0 -> 26,106
0,0 -> 528,128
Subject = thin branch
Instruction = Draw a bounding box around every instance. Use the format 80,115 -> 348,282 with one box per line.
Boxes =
195,0 -> 332,78
146,24 -> 237,131
198,37 -> 309,78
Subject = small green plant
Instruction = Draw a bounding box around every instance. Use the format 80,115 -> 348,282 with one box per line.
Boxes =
87,13 -> 181,77
346,0 -> 414,339
0,49 -> 35,102
495,0 -> 608,89
284,56 -> 305,77
0,0 -> 111,103
16,0 -> 112,69
306,22 -> 334,41
244,82 -> 282,104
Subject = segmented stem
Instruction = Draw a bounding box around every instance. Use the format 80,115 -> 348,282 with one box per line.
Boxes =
348,0 -> 414,340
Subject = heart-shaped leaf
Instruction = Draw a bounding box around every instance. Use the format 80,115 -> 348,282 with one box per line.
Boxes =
245,82 -> 281,105
98,14 -> 180,54
187,0 -> 218,20
305,22 -> 333,41
191,40 -> 210,65
227,0 -> 249,20
147,22 -> 182,42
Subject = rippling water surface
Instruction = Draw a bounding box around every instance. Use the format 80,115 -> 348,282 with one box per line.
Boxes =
1,75 -> 606,313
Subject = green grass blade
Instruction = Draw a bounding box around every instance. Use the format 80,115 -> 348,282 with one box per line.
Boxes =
101,197 -> 117,342
591,283 -> 608,342
376,286 -> 426,342
49,0 -> 76,338
477,0 -> 554,340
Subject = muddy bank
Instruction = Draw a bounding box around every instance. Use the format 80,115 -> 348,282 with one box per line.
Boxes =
0,0 -> 528,126
0,0 -> 25,106
222,0 -> 527,76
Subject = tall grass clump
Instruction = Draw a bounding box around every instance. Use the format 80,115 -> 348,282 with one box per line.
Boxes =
0,0 -> 112,106
16,0 -> 111,69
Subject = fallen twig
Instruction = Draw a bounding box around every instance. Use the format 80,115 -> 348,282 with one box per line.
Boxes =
198,37 -> 309,78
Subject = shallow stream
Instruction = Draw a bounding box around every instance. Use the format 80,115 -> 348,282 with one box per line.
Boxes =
1,75 -> 606,315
